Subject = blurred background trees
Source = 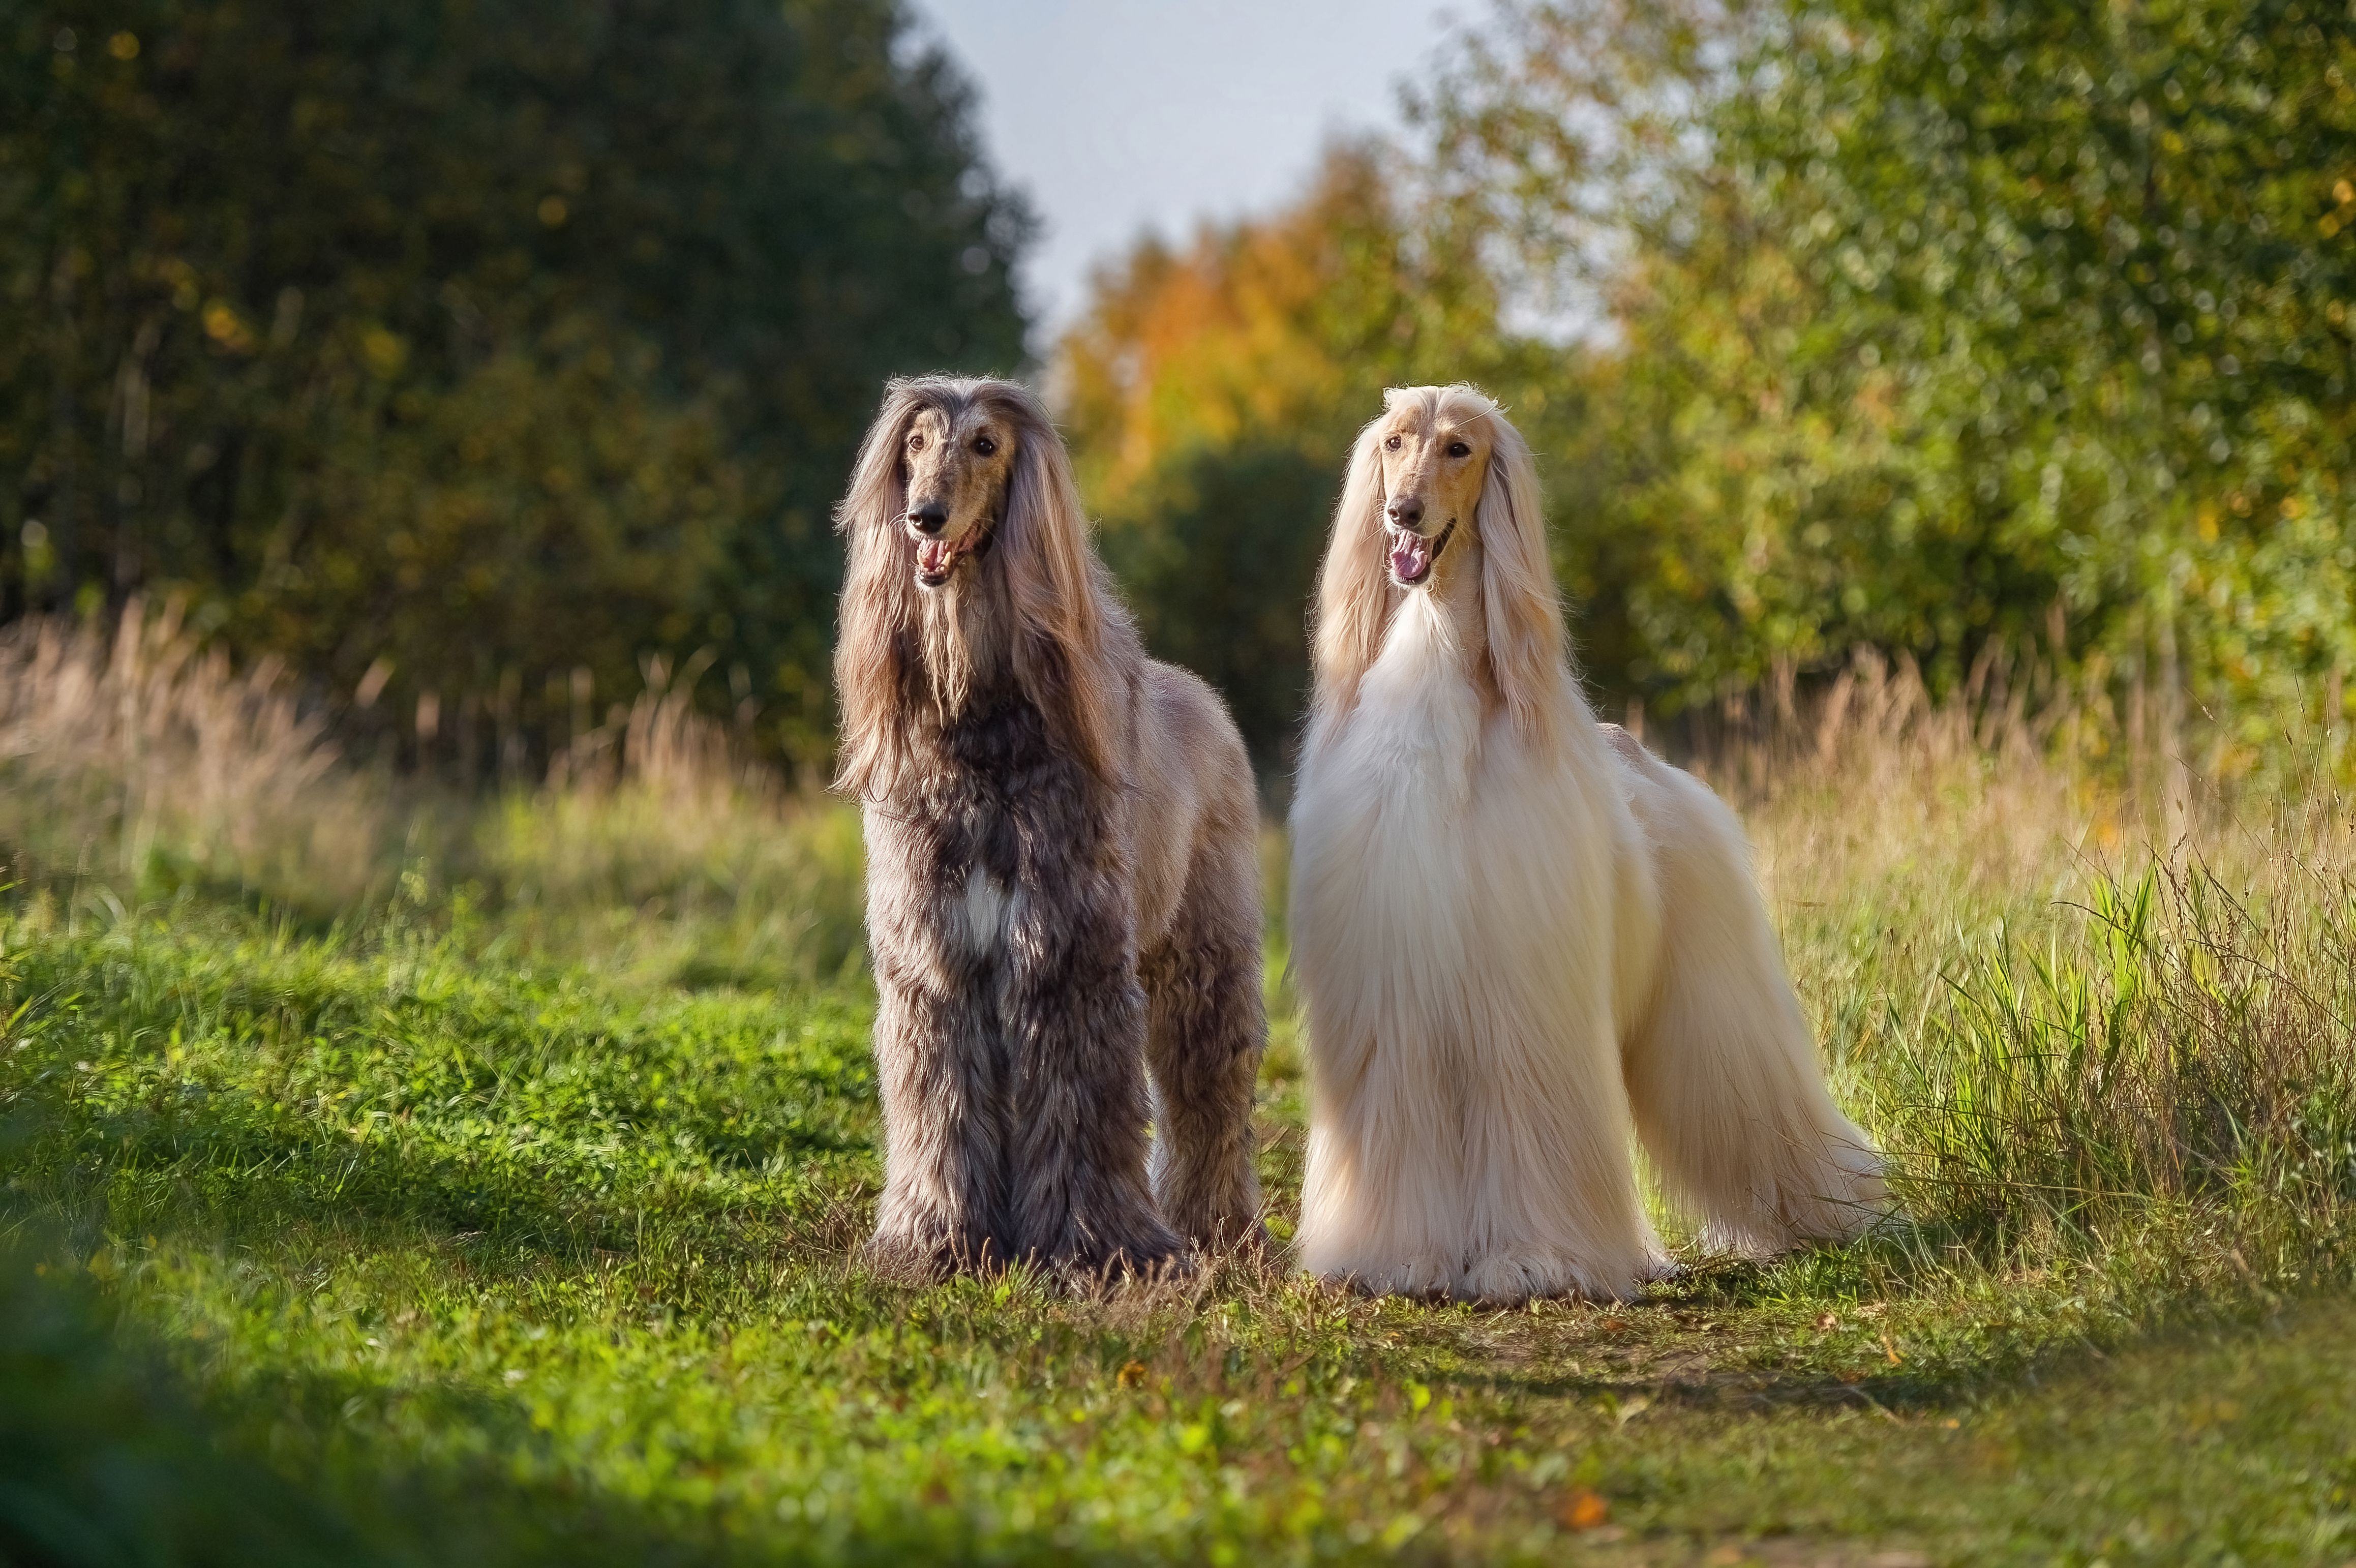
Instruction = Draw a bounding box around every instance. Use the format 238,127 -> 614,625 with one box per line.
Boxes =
5,0 -> 2351,786
1067,0 -> 2356,777
3,0 -> 1028,769
1057,144 -> 1571,765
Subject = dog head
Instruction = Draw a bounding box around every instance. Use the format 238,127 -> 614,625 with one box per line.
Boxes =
832,375 -> 1125,798
1364,390 -> 1498,591
899,398 -> 1019,589
1312,384 -> 1564,738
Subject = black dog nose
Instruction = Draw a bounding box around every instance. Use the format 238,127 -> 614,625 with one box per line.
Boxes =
1386,496 -> 1424,529
909,504 -> 948,535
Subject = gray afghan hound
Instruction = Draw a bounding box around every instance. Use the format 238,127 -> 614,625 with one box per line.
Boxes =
833,375 -> 1266,1282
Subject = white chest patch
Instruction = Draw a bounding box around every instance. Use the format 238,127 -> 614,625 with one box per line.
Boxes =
1287,591 -> 1486,1037
1347,591 -> 1481,812
961,862 -> 1012,958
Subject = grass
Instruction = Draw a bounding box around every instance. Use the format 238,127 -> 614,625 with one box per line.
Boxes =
3,612 -> 2355,1564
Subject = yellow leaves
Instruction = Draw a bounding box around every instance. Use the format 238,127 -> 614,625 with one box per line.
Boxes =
2184,1395 -> 2243,1431
2322,180 -> 2355,237
1116,1359 -> 1148,1388
202,300 -> 257,354
107,31 -> 139,61
1853,370 -> 1897,429
1556,1487 -> 1611,1530
159,257 -> 200,312
1057,143 -> 1419,516
360,327 -> 409,378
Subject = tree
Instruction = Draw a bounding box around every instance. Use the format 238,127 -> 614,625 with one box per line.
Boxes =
1,0 -> 1032,767
1059,143 -> 1559,776
1427,0 -> 2356,723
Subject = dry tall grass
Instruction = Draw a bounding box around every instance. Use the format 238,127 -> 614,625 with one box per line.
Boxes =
0,600 -> 388,911
477,655 -> 865,985
0,606 -> 864,983
3,606 -> 2349,1285
1709,650 -> 2356,1284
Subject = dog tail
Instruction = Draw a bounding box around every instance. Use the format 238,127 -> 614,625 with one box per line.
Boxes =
1615,751 -> 1892,1255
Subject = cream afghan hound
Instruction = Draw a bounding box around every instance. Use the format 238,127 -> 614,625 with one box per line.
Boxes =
834,376 -> 1265,1283
1288,385 -> 1887,1305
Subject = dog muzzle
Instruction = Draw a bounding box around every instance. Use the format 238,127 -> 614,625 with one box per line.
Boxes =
1385,518 -> 1456,586
912,521 -> 995,587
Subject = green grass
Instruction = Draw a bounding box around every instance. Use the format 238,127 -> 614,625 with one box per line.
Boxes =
4,862 -> 2354,1566
4,632 -> 2355,1563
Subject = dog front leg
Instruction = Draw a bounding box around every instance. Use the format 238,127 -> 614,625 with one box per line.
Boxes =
866,966 -> 1011,1278
1141,900 -> 1267,1256
1003,877 -> 1184,1283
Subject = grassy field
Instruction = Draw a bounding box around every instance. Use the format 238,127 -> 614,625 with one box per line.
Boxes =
5,613 -> 2356,1565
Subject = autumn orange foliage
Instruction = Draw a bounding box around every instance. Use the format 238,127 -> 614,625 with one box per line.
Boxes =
1054,143 -> 1560,772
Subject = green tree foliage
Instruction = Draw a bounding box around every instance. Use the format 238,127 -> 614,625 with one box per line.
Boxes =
1430,0 -> 2356,722
1071,1 -> 2354,747
2,0 -> 1030,765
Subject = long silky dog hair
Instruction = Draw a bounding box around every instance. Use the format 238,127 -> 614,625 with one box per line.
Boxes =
834,375 -> 1266,1282
1288,384 -> 1888,1304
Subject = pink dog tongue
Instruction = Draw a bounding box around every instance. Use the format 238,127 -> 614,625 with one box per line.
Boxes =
1390,532 -> 1430,581
918,538 -> 951,576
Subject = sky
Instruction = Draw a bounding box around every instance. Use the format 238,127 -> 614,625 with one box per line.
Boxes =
913,0 -> 1464,343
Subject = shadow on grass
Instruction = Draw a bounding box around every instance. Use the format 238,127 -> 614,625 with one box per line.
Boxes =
1396,1222 -> 2314,1425
0,1224 -> 1109,1568
4,1085 -> 877,1290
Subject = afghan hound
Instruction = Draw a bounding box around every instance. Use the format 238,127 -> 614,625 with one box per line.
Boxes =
1288,385 -> 1888,1305
833,375 -> 1266,1283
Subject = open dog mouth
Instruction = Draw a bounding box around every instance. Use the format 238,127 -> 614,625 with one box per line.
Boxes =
1386,518 -> 1456,586
911,525 -> 988,587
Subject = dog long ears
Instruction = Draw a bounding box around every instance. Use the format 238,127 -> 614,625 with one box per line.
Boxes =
1309,412 -> 1398,721
1311,389 -> 1565,737
1474,405 -> 1566,740
833,383 -> 924,800
997,389 -> 1126,788
832,378 -> 1125,798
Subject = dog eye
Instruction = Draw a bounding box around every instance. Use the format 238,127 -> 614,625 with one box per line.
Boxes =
1447,441 -> 1471,458
1384,435 -> 1401,451
907,433 -> 925,451
973,436 -> 996,456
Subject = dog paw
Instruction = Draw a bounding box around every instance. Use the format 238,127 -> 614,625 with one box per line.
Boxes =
1050,1240 -> 1194,1293
1178,1210 -> 1272,1262
1032,1210 -> 1190,1290
1062,1253 -> 1196,1294
1460,1249 -> 1643,1306
861,1231 -> 950,1283
1638,1253 -> 1688,1285
1328,1251 -> 1460,1299
863,1225 -> 1001,1282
